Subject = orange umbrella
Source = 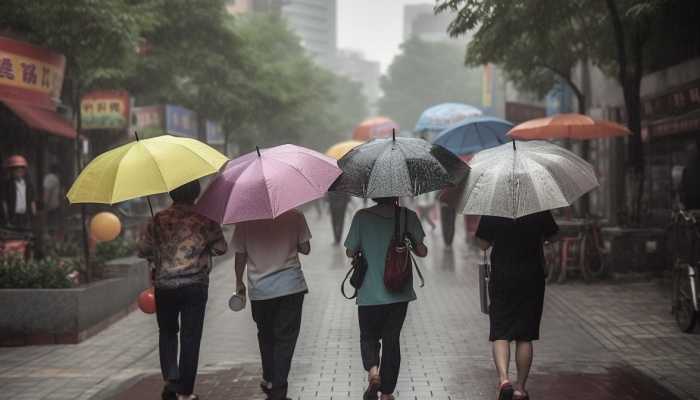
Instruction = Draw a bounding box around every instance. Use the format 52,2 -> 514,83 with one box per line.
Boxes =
352,117 -> 399,141
507,113 -> 630,140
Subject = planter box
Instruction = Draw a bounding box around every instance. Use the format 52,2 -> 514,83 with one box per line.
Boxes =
0,256 -> 148,346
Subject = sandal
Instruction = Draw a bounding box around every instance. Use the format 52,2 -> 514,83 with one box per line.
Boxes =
364,371 -> 381,400
497,381 -> 514,400
161,386 -> 176,400
260,380 -> 272,395
514,390 -> 530,400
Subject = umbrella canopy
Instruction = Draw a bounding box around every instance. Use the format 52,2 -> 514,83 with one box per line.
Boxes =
415,102 -> 482,133
330,135 -> 469,198
325,140 -> 363,160
507,113 -> 631,140
195,144 -> 341,224
352,117 -> 400,141
67,135 -> 228,205
432,116 -> 513,156
456,140 -> 598,219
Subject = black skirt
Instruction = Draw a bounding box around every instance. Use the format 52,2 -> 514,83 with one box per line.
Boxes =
488,263 -> 545,341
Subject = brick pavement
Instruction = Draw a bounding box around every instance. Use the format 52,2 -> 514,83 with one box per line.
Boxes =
0,209 -> 698,399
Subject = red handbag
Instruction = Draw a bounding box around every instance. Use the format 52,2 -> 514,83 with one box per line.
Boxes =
384,205 -> 424,292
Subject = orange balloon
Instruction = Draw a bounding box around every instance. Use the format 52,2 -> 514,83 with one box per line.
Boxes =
90,212 -> 122,242
138,287 -> 156,314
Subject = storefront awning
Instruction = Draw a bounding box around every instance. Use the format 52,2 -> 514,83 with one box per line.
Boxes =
1,99 -> 77,139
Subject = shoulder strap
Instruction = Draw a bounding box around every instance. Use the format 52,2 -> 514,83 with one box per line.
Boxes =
341,266 -> 357,299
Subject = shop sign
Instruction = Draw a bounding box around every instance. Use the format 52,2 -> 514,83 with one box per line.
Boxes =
132,105 -> 165,138
505,102 -> 545,124
205,120 -> 225,145
642,79 -> 700,121
646,115 -> 700,140
80,90 -> 130,130
165,104 -> 198,138
0,36 -> 65,104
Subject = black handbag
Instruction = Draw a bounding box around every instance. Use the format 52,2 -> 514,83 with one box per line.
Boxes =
478,250 -> 491,314
342,252 -> 367,299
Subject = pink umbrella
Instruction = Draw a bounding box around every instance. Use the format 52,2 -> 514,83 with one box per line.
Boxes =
195,144 -> 341,224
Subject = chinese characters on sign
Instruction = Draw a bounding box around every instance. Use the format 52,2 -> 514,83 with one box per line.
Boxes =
0,48 -> 65,101
132,105 -> 165,138
81,91 -> 130,130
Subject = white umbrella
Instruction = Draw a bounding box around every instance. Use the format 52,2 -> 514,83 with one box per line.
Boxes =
457,140 -> 598,219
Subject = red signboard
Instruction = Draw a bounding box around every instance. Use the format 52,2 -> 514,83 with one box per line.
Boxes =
0,36 -> 66,109
81,90 -> 130,130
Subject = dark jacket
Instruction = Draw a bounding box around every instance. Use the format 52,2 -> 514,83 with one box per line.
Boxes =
1,177 -> 35,220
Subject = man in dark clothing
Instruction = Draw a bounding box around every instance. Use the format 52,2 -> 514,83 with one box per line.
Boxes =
681,138 -> 700,210
328,192 -> 351,244
2,155 -> 36,230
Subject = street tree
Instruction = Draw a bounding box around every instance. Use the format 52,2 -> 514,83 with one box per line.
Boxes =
379,37 -> 482,132
232,14 -> 367,152
436,0 -> 696,221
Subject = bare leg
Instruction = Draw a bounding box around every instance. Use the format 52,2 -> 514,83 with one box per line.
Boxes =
492,340 -> 510,384
515,341 -> 533,395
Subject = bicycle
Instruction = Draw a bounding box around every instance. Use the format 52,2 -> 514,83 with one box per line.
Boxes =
669,208 -> 700,332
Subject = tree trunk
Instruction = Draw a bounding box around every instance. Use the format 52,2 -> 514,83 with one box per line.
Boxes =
72,79 -> 92,282
604,0 -> 646,224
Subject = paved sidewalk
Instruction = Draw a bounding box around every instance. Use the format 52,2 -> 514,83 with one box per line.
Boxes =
0,209 -> 698,399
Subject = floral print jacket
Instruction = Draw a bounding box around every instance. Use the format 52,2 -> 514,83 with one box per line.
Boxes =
138,204 -> 227,289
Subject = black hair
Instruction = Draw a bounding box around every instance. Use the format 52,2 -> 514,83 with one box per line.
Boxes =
373,197 -> 398,205
169,180 -> 201,204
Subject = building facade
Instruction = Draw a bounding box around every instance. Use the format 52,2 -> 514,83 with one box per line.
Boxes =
281,0 -> 337,66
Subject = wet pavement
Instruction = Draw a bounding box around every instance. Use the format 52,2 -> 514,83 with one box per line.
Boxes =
1,205 -> 699,399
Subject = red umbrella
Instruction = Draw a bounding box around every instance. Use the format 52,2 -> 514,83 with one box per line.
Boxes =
352,117 -> 399,141
507,113 -> 630,140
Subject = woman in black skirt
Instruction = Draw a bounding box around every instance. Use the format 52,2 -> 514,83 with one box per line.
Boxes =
475,211 -> 559,400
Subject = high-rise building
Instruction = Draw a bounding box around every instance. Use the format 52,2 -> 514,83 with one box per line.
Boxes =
281,0 -> 337,66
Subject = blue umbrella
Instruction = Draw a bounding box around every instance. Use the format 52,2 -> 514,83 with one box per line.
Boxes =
432,116 -> 513,156
415,102 -> 482,133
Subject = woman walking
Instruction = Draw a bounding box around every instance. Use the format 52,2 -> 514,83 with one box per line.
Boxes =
138,180 -> 227,400
344,197 -> 428,400
475,211 -> 559,400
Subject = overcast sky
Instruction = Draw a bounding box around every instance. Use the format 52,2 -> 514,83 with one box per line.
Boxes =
337,0 -> 434,72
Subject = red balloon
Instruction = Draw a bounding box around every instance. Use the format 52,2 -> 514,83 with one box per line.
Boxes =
138,287 -> 156,314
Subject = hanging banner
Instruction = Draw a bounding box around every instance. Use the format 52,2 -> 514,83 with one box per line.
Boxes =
80,90 -> 130,130
132,105 -> 165,138
481,64 -> 493,109
205,120 -> 225,145
0,36 -> 65,106
165,104 -> 198,138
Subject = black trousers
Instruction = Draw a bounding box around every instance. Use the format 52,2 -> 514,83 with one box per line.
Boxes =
155,285 -> 208,395
251,292 -> 305,398
358,302 -> 408,394
440,205 -> 456,246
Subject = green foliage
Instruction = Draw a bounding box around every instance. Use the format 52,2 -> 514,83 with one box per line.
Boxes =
0,255 -> 75,289
231,14 -> 367,151
0,2 -> 367,153
95,237 -> 135,264
378,37 -> 481,131
0,0 -> 153,103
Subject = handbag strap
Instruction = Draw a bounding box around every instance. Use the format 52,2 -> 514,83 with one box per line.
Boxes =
393,203 -> 400,241
341,265 -> 357,299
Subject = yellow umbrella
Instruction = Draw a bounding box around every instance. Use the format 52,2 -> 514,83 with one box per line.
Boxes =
325,140 -> 363,160
67,135 -> 229,204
